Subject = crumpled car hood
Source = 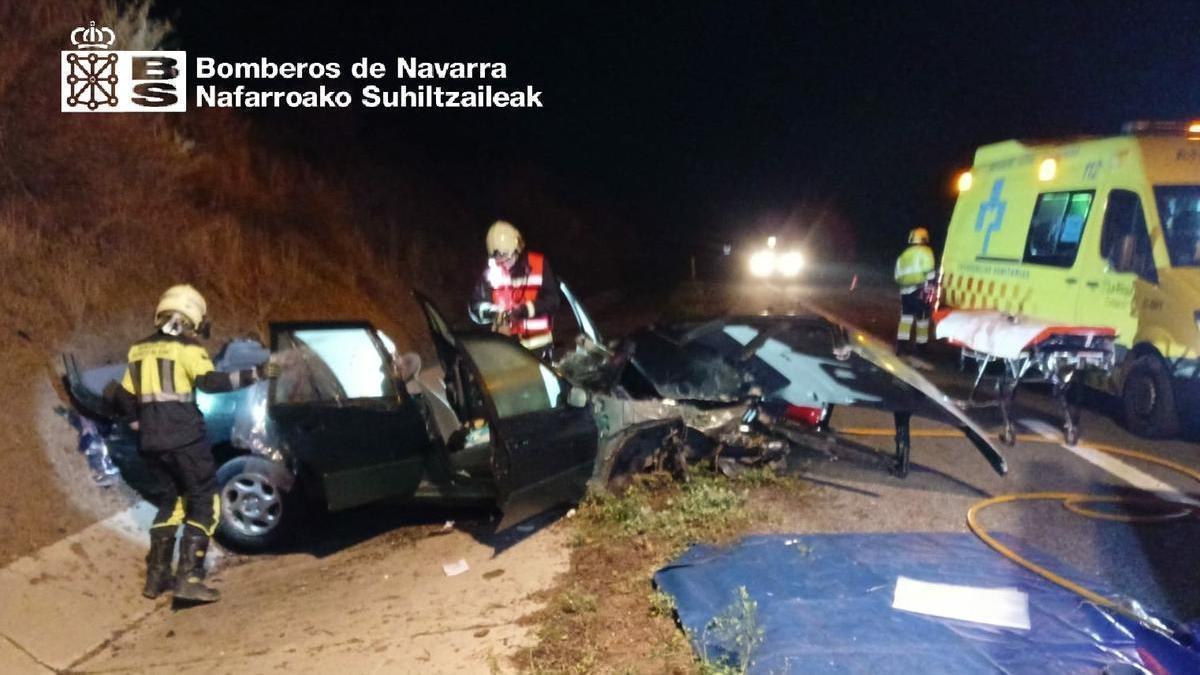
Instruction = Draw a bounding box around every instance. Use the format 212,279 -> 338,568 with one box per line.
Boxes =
624,313 -> 1007,475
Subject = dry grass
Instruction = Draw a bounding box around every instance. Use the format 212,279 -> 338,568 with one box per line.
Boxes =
0,0 -> 627,564
0,0 -> 449,564
515,469 -> 811,674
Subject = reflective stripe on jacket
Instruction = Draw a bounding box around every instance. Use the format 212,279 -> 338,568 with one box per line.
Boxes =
895,244 -> 936,291
118,333 -> 257,452
478,251 -> 556,348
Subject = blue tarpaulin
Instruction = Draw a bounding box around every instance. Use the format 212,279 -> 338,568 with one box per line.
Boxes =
653,533 -> 1200,674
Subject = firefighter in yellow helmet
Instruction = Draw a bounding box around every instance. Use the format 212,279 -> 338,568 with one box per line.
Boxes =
894,227 -> 937,354
107,285 -> 277,603
469,221 -> 561,358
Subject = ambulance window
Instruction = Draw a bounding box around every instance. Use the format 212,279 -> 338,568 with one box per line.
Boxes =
1154,186 -> 1200,267
1100,190 -> 1157,282
1023,191 -> 1094,267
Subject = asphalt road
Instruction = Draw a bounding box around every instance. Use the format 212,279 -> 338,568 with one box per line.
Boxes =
665,278 -> 1200,625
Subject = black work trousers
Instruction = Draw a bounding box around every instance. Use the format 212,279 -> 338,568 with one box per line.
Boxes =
142,440 -> 218,537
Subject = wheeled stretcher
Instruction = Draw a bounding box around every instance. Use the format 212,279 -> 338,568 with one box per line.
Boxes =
935,310 -> 1116,446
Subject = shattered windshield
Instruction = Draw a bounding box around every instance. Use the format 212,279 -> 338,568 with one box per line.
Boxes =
1154,186 -> 1200,267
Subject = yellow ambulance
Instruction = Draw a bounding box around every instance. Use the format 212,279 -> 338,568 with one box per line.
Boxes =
939,121 -> 1200,437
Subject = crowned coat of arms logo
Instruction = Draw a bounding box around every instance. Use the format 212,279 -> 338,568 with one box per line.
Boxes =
61,21 -> 187,113
64,22 -> 120,110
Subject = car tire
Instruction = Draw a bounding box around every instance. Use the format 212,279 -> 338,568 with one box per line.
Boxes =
215,456 -> 299,551
1121,354 -> 1180,438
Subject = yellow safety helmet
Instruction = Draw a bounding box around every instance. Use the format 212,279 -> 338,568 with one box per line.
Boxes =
486,220 -> 524,257
155,284 -> 207,329
908,227 -> 930,245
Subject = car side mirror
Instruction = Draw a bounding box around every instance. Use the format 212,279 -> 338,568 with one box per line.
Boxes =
567,387 -> 589,408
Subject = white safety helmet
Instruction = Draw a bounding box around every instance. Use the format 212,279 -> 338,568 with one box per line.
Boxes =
155,284 -> 207,330
486,220 -> 524,258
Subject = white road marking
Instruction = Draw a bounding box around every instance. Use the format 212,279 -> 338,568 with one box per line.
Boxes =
1018,418 -> 1199,506
901,355 -> 936,371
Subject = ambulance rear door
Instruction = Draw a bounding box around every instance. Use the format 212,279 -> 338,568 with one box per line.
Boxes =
944,162 -> 1088,321
1017,189 -> 1096,320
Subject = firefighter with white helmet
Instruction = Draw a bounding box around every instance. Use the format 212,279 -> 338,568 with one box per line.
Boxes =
894,227 -> 937,353
470,220 -> 561,357
108,284 -> 277,603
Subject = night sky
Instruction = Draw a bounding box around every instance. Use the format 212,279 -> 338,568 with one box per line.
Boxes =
155,1 -> 1200,265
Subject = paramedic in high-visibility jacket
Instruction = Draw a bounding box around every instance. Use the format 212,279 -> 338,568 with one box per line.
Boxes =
469,220 -> 561,359
107,285 -> 276,604
894,227 -> 937,353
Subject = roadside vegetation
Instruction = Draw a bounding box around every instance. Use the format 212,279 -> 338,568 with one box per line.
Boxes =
0,0 -> 624,564
515,467 -> 810,674
0,1 -> 424,563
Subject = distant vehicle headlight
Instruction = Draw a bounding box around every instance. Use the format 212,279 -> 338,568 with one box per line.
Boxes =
777,251 -> 804,277
749,250 -> 776,278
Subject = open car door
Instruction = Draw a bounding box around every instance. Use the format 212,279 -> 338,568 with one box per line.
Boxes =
559,281 -> 604,346
413,292 -> 461,385
413,291 -> 600,527
268,322 -> 431,511
457,333 -> 599,529
412,292 -> 487,425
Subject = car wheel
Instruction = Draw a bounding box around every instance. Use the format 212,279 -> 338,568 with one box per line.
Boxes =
216,456 -> 298,551
1121,355 -> 1180,438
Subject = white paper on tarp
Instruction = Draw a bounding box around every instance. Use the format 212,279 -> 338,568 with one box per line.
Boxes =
935,310 -> 1052,359
892,576 -> 1031,631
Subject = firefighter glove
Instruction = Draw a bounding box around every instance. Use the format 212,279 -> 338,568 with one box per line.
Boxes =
509,303 -> 530,320
477,302 -> 500,320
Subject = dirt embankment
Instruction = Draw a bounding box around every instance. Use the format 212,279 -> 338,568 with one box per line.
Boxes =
0,1 -> 435,566
0,0 -> 633,566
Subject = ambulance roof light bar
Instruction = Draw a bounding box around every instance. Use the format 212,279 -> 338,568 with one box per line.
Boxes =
1122,120 -> 1200,137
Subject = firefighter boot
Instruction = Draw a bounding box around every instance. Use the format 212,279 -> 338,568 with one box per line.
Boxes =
174,530 -> 220,603
142,528 -> 176,599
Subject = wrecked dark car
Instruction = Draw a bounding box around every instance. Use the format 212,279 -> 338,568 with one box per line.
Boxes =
65,284 -> 1006,550
551,284 -> 1007,481
68,317 -> 598,549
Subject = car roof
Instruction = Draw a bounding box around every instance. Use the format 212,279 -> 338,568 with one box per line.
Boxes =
268,320 -> 378,332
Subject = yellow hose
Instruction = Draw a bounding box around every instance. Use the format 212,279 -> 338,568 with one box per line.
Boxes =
839,426 -> 1200,633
